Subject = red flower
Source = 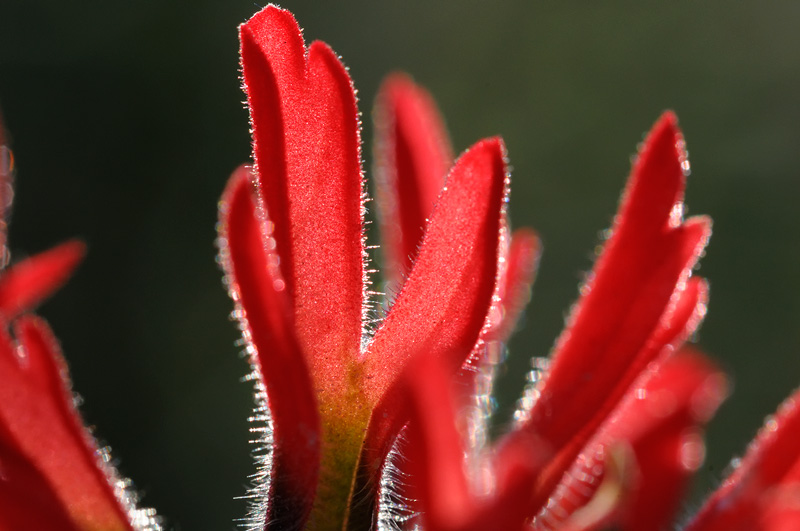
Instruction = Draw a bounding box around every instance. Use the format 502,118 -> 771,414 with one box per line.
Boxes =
3,6 -> 800,531
218,6 -> 800,531
218,6 -> 521,527
0,117 -> 160,531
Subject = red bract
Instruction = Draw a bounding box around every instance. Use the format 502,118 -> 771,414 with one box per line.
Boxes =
218,5 -> 800,531
220,8 -> 517,529
391,108 -> 723,531
0,118 -> 159,531
6,6 -> 800,531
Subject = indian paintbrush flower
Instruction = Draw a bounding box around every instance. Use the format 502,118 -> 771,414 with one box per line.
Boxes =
0,115 -> 160,531
1,5 -> 800,531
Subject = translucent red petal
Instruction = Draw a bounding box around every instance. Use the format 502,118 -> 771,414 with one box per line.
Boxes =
373,73 -> 454,287
363,137 -> 509,404
240,6 -> 364,391
218,166 -> 320,528
534,349 -> 726,531
405,355 -> 541,531
501,114 -> 710,517
0,316 -> 131,531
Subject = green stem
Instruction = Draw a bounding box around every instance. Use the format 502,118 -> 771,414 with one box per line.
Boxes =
306,406 -> 371,531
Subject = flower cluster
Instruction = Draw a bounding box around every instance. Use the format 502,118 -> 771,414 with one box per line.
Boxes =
1,5 -> 799,531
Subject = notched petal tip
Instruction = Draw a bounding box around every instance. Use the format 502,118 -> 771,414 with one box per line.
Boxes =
240,4 -> 303,42
241,2 -> 365,382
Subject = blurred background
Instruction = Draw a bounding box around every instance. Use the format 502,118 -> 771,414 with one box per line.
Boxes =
1,1 -> 799,529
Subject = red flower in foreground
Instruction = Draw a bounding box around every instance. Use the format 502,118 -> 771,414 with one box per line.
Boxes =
3,6 -> 800,531
216,6 -> 800,531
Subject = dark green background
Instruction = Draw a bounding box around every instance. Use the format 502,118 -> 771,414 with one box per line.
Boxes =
1,1 -> 799,529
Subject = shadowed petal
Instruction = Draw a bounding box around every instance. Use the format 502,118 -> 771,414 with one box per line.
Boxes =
0,316 -> 132,531
0,426 -> 81,531
374,73 -> 454,287
485,228 -> 540,343
616,348 -> 728,530
533,348 -> 727,531
218,166 -> 320,529
404,355 -> 542,531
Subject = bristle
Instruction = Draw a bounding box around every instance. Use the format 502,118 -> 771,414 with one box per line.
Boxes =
216,215 -> 275,531
94,444 -> 163,531
376,429 -> 419,530
234,365 -> 274,531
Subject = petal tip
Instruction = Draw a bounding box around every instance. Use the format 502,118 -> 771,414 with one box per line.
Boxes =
645,111 -> 687,167
240,4 -> 295,33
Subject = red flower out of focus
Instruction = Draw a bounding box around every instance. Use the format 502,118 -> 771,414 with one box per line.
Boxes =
0,118 -> 160,531
3,5 -> 800,531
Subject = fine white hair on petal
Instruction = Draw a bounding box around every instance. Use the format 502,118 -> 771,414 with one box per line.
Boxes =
217,227 -> 275,531
94,444 -> 163,531
376,428 -> 420,531
233,364 -> 274,531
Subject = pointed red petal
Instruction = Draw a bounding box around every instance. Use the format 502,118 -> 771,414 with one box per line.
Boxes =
0,240 -> 85,319
0,316 -> 132,531
485,228 -> 540,342
218,166 -> 320,527
240,6 -> 364,384
528,113 -> 705,447
503,115 -> 709,514
531,348 -> 727,531
363,137 -> 508,405
374,73 -> 454,286
686,386 -> 800,531
354,139 -> 508,512
518,267 -> 710,515
404,356 -> 472,527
